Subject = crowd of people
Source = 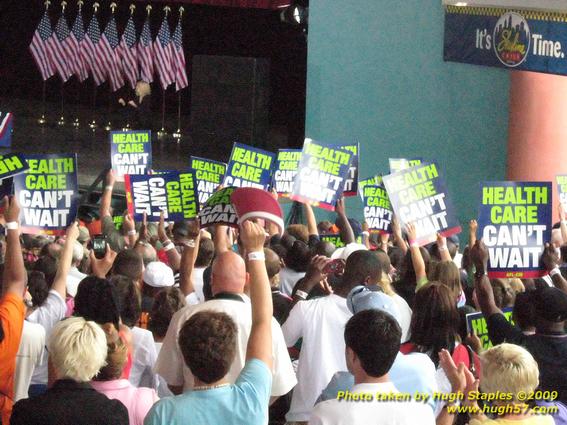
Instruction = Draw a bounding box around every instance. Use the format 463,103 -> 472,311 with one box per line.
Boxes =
1,170 -> 567,425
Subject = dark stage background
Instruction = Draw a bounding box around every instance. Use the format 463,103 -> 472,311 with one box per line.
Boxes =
0,0 -> 307,181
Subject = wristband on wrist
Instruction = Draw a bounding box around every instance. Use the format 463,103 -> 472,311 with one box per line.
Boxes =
438,245 -> 448,251
562,220 -> 567,226
247,251 -> 265,261
5,221 -> 18,230
549,267 -> 561,277
163,242 -> 175,252
409,240 -> 419,248
295,289 -> 308,300
104,185 -> 114,191
362,231 -> 370,237
184,239 -> 196,248
127,229 -> 136,236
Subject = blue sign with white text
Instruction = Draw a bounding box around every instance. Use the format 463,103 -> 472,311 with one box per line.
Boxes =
223,143 -> 275,190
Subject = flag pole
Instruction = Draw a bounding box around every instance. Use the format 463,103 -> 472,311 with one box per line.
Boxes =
57,0 -> 68,126
89,2 -> 100,130
38,81 -> 47,125
105,1 -> 118,132
157,88 -> 168,140
172,6 -> 184,142
73,0 -> 84,128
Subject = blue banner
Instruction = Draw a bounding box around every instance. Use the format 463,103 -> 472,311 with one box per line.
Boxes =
444,6 -> 567,75
223,143 -> 275,190
272,149 -> 302,198
478,181 -> 551,278
110,130 -> 152,179
291,139 -> 354,211
14,154 -> 78,235
190,156 -> 227,207
327,142 -> 359,197
383,162 -> 461,245
125,171 -> 198,222
0,112 -> 13,148
360,175 -> 392,234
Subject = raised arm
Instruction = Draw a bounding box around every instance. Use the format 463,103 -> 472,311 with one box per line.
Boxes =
304,202 -> 319,237
469,219 -> 478,254
179,220 -> 201,297
214,224 -> 231,254
436,233 -> 452,262
559,204 -> 567,248
406,223 -> 427,287
391,216 -> 408,255
241,221 -> 273,367
2,196 -> 25,297
121,212 -> 137,248
335,198 -> 354,245
471,239 -> 501,317
541,242 -> 567,294
52,222 -> 80,300
158,212 -> 181,271
100,169 -> 115,218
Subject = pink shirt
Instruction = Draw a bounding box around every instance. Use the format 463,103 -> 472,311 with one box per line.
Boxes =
90,379 -> 158,425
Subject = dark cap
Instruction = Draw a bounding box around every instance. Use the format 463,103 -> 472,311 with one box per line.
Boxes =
533,286 -> 567,323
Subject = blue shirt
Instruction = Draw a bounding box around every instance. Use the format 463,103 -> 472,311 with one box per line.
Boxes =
317,352 -> 438,412
144,359 -> 272,425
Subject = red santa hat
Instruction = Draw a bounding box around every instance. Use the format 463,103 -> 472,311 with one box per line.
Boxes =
231,188 -> 284,236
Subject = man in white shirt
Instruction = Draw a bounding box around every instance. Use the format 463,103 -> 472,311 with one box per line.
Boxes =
154,250 -> 296,398
14,321 -> 45,401
282,251 -> 383,423
309,309 -> 435,425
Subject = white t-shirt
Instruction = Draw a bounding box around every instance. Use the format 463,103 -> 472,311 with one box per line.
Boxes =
309,382 -> 436,425
192,267 -> 206,303
129,326 -> 158,389
28,290 -> 67,385
154,294 -> 296,397
66,266 -> 87,298
282,294 -> 352,422
14,321 -> 45,401
390,293 -> 412,343
279,268 -> 306,297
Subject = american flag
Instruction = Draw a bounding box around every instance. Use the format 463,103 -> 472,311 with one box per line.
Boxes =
53,12 -> 73,82
29,11 -> 55,81
171,17 -> 188,91
83,13 -> 106,85
153,15 -> 174,90
100,15 -> 124,92
138,17 -> 154,83
70,9 -> 88,82
119,16 -> 138,90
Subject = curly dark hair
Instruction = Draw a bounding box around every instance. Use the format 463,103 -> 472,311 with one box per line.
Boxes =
178,311 -> 237,384
148,287 -> 185,339
27,270 -> 50,307
74,276 -> 121,331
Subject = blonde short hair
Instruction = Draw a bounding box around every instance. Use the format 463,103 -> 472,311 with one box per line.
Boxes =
480,343 -> 539,401
48,317 -> 108,382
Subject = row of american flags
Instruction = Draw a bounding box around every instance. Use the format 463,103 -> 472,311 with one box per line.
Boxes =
29,6 -> 188,92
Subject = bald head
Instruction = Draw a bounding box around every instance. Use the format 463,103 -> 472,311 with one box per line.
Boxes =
211,251 -> 247,295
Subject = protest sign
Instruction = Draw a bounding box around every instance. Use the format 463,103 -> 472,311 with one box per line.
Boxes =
320,234 -> 363,248
389,158 -> 422,174
272,149 -> 301,198
360,175 -> 392,234
291,139 -> 354,211
110,130 -> 152,180
557,175 -> 567,208
223,143 -> 275,190
478,181 -> 551,278
383,162 -> 461,245
467,308 -> 514,350
198,186 -> 238,228
0,153 -> 28,180
0,112 -> 13,148
190,156 -> 227,206
332,143 -> 359,197
14,154 -> 78,235
125,171 -> 198,222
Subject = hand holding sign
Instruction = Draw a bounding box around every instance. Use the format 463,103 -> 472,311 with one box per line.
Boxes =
4,195 -> 20,224
239,220 -> 266,253
540,242 -> 559,272
66,220 -> 80,242
471,239 -> 489,273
